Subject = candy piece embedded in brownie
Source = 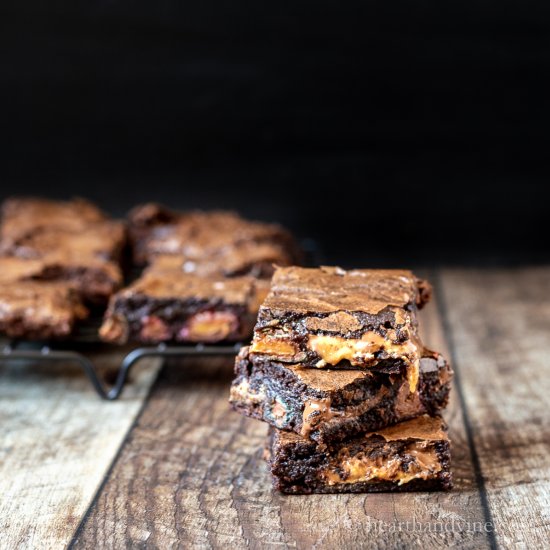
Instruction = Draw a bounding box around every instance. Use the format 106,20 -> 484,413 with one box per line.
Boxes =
99,270 -> 269,344
268,415 -> 452,494
249,266 -> 431,392
230,346 -> 451,446
127,203 -> 301,277
0,281 -> 88,340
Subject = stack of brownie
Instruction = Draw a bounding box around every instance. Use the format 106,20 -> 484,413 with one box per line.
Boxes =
230,266 -> 453,494
0,197 -> 126,339
100,204 -> 301,345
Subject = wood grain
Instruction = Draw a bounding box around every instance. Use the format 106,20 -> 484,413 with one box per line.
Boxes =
72,296 -> 491,549
438,267 -> 550,548
0,346 -> 161,550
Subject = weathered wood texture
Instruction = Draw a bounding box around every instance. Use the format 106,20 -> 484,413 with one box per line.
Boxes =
0,347 -> 161,550
439,267 -> 550,549
72,297 -> 491,549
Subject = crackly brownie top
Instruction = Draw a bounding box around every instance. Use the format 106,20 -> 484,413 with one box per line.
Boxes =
1,197 -> 107,242
0,220 -> 126,261
0,280 -> 88,322
260,266 -> 431,319
114,269 -> 268,307
128,204 -> 297,263
148,240 -> 293,278
275,414 -> 448,447
0,255 -> 122,285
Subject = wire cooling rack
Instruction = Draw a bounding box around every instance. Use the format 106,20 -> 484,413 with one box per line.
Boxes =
0,239 -> 322,400
0,338 -> 242,400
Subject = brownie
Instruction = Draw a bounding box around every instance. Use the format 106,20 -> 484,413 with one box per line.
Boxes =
0,255 -> 122,306
127,203 -> 301,277
268,415 -> 452,494
249,266 -> 431,392
100,270 -> 270,344
0,220 -> 126,263
230,346 -> 451,445
0,198 -> 126,303
0,281 -> 88,340
0,197 -> 107,245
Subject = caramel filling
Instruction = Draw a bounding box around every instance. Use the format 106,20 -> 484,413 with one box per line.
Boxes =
308,333 -> 420,392
323,442 -> 441,486
250,336 -> 298,357
301,398 -> 333,436
301,387 -> 389,437
180,311 -> 237,341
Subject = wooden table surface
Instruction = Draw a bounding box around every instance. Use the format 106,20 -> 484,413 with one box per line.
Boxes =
1,268 -> 549,549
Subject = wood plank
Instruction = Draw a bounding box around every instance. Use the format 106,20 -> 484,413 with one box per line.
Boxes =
73,287 -> 491,549
438,267 -> 550,549
0,347 -> 161,550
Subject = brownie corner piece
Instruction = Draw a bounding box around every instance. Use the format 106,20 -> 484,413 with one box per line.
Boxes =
100,271 -> 267,344
268,415 -> 452,494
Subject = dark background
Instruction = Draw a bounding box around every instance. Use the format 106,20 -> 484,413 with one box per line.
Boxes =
2,1 -> 549,267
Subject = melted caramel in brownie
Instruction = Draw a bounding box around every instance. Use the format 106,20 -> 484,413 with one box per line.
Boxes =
180,311 -> 238,341
250,337 -> 299,357
323,441 -> 442,486
300,387 -> 390,437
251,330 -> 421,392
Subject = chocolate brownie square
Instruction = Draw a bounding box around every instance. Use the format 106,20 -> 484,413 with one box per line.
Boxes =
127,203 -> 301,277
100,269 -> 269,344
0,255 -> 122,306
249,266 -> 431,392
0,220 -> 126,263
268,415 -> 452,494
0,198 -> 126,303
0,197 -> 107,246
230,346 -> 451,445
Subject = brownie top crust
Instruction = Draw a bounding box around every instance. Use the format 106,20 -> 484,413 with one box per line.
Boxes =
0,197 -> 107,243
0,220 -> 126,261
259,266 -> 431,317
0,255 -> 122,287
112,269 -> 268,308
127,203 -> 300,275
